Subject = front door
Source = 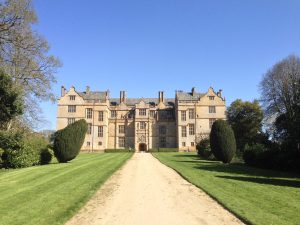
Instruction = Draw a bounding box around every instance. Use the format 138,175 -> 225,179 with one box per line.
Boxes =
139,143 -> 147,152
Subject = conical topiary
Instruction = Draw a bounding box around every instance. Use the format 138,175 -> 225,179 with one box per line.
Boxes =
210,120 -> 236,163
53,119 -> 88,163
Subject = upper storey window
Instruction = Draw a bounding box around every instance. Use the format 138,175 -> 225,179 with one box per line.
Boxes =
111,110 -> 117,118
181,111 -> 186,121
86,108 -> 93,118
209,96 -> 215,100
140,122 -> 146,129
209,106 -> 216,113
68,105 -> 76,113
69,95 -> 76,101
98,111 -> 104,121
150,110 -> 155,118
189,109 -> 195,119
139,109 -> 146,116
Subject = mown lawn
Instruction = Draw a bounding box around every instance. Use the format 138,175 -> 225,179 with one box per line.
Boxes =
153,152 -> 300,225
0,153 -> 133,225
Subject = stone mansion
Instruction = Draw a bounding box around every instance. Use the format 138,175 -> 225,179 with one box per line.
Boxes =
56,86 -> 226,152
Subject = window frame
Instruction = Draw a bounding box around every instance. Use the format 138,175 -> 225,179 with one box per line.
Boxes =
68,105 -> 76,113
181,111 -> 186,121
98,126 -> 103,137
86,108 -> 93,119
181,126 -> 187,137
209,106 -> 216,113
189,124 -> 195,135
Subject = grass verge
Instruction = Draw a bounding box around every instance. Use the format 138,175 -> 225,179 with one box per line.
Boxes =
153,152 -> 300,225
0,153 -> 133,225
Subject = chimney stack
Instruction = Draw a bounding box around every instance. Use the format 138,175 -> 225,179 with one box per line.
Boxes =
191,87 -> 196,96
158,91 -> 164,103
61,86 -> 66,97
217,89 -> 222,97
120,91 -> 126,103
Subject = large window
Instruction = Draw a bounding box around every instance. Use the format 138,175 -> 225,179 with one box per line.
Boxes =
67,118 -> 75,125
189,124 -> 195,135
189,109 -> 195,119
86,108 -> 93,118
209,106 -> 216,113
111,110 -> 117,118
119,137 -> 125,147
181,126 -> 187,137
160,136 -> 166,147
181,111 -> 186,121
87,123 -> 92,134
139,109 -> 146,116
68,105 -> 76,113
209,118 -> 216,128
140,122 -> 146,129
159,125 -> 166,135
98,126 -> 103,137
150,110 -> 155,118
119,125 -> 125,134
98,111 -> 104,121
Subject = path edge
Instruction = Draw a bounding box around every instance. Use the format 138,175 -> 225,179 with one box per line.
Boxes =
151,153 -> 251,225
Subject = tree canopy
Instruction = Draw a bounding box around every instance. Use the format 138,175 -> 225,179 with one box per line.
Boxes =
0,70 -> 23,129
0,0 -> 61,127
260,54 -> 300,149
227,99 -> 263,152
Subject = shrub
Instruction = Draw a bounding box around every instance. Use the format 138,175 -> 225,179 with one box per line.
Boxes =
148,148 -> 178,152
104,149 -> 132,153
53,119 -> 88,163
196,138 -> 213,158
40,147 -> 53,165
210,120 -> 236,163
243,143 -> 267,166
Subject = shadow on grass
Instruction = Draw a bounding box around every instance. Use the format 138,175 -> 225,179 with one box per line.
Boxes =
193,163 -> 300,179
216,175 -> 300,188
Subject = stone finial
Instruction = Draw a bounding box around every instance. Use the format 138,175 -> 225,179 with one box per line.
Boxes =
86,86 -> 90,94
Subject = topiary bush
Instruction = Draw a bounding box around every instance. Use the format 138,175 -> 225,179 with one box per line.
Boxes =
196,138 -> 213,158
210,120 -> 236,163
53,119 -> 88,163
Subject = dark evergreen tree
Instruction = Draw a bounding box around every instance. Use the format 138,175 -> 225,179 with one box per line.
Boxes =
210,120 -> 236,163
53,119 -> 88,163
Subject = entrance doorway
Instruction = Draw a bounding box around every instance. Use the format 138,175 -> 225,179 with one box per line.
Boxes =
139,143 -> 147,152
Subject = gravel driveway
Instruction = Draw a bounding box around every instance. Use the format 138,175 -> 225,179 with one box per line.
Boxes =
66,153 -> 244,225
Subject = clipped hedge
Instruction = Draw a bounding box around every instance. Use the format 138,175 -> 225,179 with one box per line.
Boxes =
148,148 -> 179,152
53,119 -> 88,163
104,149 -> 132,153
210,120 -> 236,163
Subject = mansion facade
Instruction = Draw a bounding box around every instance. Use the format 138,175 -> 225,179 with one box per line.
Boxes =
56,86 -> 226,152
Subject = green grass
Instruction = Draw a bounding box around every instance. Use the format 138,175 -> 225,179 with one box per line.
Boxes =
153,152 -> 300,225
0,153 -> 133,225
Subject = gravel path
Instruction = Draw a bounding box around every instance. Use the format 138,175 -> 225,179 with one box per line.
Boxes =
66,153 -> 244,225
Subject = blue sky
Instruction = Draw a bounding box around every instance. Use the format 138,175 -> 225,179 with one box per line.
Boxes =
33,0 -> 300,130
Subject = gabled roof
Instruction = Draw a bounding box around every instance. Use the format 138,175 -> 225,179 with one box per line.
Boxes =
109,98 -> 175,107
176,91 -> 205,101
78,91 -> 107,100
